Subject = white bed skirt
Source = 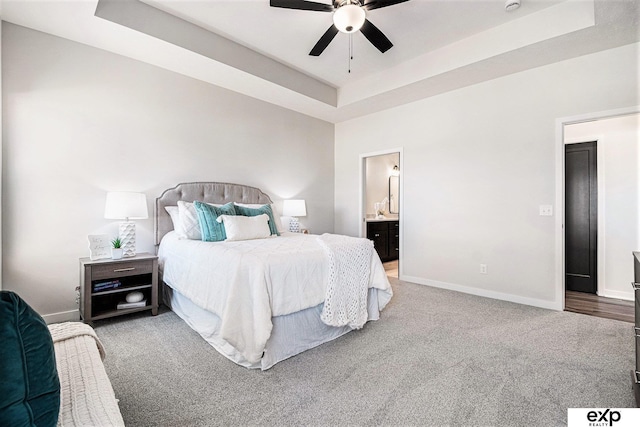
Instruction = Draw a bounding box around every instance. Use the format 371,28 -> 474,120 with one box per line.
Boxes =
164,285 -> 382,370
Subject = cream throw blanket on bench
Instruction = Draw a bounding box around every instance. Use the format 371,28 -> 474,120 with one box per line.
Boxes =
317,234 -> 375,329
49,322 -> 124,427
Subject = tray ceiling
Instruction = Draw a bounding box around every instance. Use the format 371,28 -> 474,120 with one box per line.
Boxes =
1,0 -> 638,122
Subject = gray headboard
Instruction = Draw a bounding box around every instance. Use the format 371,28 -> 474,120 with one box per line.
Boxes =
155,182 -> 273,246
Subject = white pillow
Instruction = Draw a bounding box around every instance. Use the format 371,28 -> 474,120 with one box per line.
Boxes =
165,206 -> 179,230
176,201 -> 202,240
235,203 -> 285,234
280,216 -> 292,233
216,214 -> 271,241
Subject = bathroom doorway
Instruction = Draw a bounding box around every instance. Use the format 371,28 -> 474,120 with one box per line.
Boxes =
361,149 -> 402,279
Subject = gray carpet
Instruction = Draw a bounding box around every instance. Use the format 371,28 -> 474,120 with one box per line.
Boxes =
95,279 -> 635,426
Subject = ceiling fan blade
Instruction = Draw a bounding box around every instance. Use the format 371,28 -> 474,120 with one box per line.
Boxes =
363,0 -> 410,11
360,19 -> 393,53
309,25 -> 339,56
270,0 -> 333,12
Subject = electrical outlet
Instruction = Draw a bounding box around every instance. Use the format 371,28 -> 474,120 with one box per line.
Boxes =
480,264 -> 488,274
539,205 -> 553,216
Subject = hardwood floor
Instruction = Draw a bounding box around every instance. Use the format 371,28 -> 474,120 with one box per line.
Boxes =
565,290 -> 634,323
383,260 -> 398,278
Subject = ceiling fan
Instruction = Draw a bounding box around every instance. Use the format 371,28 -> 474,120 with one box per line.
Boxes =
270,0 -> 410,56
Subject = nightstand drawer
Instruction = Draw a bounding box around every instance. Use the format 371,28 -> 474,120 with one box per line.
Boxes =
91,260 -> 153,280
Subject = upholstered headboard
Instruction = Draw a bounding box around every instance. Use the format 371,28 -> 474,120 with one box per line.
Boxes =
155,182 -> 273,246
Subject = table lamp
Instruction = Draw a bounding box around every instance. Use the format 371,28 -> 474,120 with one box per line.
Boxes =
282,199 -> 306,233
104,191 -> 148,257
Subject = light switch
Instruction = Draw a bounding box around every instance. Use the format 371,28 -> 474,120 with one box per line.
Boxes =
539,205 -> 553,216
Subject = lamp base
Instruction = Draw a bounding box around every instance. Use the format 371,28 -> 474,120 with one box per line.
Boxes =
289,217 -> 301,233
119,221 -> 136,257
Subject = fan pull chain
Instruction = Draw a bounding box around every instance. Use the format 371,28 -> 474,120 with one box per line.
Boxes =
348,33 -> 353,73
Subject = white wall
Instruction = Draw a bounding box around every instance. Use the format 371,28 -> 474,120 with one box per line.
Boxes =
335,43 -> 639,309
365,153 -> 399,216
565,114 -> 640,301
2,23 -> 335,321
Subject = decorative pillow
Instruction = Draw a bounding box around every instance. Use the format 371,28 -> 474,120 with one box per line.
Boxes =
0,291 -> 60,427
274,214 -> 285,234
216,214 -> 271,241
236,203 -> 285,234
176,201 -> 203,240
234,204 -> 280,236
280,216 -> 292,233
193,201 -> 236,242
164,206 -> 179,230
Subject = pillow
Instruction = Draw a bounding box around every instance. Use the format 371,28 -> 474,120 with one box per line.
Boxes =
236,203 -> 285,234
164,206 -> 179,230
216,214 -> 271,241
0,291 -> 60,427
234,203 -> 280,236
274,214 -> 285,235
280,216 -> 292,233
176,201 -> 203,240
193,201 -> 236,242
175,201 -> 225,240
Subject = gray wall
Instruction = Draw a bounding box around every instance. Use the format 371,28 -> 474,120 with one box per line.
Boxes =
335,42 -> 639,309
2,23 -> 334,320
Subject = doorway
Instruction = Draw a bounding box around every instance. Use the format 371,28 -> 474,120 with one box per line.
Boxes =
565,141 -> 597,294
559,111 -> 640,321
360,149 -> 403,279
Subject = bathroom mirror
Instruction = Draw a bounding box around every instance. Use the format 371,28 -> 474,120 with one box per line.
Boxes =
389,176 -> 399,214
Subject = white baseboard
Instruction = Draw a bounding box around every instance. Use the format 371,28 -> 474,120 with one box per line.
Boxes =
598,288 -> 634,301
42,309 -> 80,324
399,275 -> 562,311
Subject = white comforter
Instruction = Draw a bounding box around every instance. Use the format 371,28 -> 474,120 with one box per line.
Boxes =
158,231 -> 392,364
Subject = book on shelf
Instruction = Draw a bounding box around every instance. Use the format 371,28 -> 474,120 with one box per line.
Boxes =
116,300 -> 147,310
93,280 -> 121,292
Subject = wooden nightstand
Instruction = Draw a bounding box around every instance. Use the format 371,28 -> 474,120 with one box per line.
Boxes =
79,253 -> 158,323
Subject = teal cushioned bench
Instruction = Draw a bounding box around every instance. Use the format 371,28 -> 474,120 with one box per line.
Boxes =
0,291 -> 60,427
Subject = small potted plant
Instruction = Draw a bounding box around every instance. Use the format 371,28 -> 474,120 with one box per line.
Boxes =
111,237 -> 123,260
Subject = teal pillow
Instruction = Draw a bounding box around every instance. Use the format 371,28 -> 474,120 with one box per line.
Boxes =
234,204 -> 280,236
0,291 -> 60,427
194,201 -> 236,242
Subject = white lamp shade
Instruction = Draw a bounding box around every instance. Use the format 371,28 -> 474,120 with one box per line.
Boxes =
282,199 -> 307,217
333,4 -> 366,33
104,192 -> 149,220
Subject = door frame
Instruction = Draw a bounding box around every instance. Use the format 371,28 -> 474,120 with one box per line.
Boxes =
554,105 -> 640,310
359,148 -> 404,277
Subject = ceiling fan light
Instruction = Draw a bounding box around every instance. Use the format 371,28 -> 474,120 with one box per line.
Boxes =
333,4 -> 366,33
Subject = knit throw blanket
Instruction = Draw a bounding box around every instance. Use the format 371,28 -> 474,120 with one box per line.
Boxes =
49,322 -> 124,427
49,322 -> 106,360
317,234 -> 374,329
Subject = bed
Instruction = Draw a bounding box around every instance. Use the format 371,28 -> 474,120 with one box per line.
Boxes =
155,182 -> 393,370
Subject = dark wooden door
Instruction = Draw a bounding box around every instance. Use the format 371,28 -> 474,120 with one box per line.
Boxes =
565,141 -> 598,294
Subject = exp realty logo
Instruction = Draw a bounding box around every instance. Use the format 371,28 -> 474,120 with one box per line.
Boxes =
568,408 -> 640,427
585,409 -> 620,426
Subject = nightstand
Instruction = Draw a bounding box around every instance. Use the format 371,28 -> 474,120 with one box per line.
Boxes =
79,253 -> 158,323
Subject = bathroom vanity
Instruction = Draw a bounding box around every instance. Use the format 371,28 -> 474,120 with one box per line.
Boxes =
366,219 -> 399,262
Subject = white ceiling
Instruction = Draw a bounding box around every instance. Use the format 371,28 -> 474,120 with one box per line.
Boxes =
1,0 -> 639,123
141,0 -> 564,88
